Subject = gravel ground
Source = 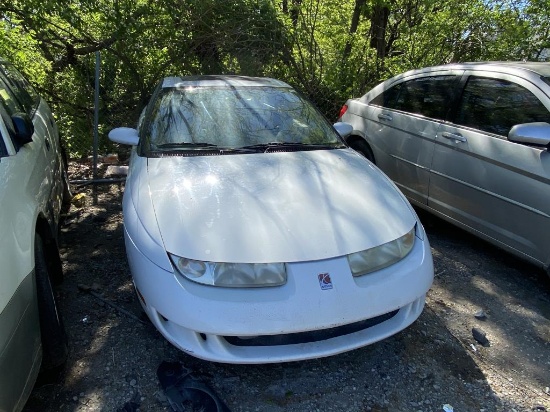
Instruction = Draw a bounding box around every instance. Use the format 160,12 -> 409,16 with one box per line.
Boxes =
23,162 -> 550,412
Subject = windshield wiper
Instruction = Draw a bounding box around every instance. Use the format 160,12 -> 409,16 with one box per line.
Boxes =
153,142 -> 259,155
240,142 -> 344,152
155,142 -> 219,149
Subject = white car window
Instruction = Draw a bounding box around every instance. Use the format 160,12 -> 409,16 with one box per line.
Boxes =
144,86 -> 340,150
0,128 -> 7,157
0,63 -> 39,116
0,77 -> 23,117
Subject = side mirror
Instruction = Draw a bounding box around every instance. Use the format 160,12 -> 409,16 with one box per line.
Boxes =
109,127 -> 139,146
333,122 -> 353,138
12,113 -> 34,146
508,122 -> 550,148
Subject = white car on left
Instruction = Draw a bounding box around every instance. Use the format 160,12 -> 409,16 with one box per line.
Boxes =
0,58 -> 70,412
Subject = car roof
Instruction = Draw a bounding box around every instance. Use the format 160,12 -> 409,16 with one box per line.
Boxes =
395,61 -> 550,80
358,61 -> 550,101
447,61 -> 550,77
161,75 -> 291,89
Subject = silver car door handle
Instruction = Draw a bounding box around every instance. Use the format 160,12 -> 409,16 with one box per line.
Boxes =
441,131 -> 466,142
377,113 -> 393,121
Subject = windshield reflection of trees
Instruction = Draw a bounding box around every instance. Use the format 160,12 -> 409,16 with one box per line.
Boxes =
148,87 -> 336,149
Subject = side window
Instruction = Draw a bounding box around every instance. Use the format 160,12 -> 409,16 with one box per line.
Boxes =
0,63 -> 39,116
455,76 -> 549,137
371,76 -> 457,120
0,77 -> 24,142
0,129 -> 7,157
371,84 -> 402,108
0,98 -> 16,154
0,76 -> 24,116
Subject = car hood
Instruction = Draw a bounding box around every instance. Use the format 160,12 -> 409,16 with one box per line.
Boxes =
146,149 -> 416,263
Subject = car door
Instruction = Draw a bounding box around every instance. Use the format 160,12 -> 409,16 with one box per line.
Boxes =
429,71 -> 550,265
365,73 -> 460,205
0,91 -> 43,412
0,62 -> 63,225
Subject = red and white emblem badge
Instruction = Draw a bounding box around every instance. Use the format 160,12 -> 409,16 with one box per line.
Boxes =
318,273 -> 333,290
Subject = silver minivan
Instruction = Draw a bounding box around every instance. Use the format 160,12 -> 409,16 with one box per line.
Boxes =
339,62 -> 550,275
0,59 -> 69,411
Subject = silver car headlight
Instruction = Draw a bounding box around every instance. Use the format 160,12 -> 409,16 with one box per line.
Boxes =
347,226 -> 416,276
168,254 -> 287,287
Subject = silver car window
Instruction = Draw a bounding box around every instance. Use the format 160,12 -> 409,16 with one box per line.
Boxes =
371,75 -> 457,121
455,76 -> 550,137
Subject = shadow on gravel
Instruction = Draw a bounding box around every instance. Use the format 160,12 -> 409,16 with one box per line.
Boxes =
417,208 -> 550,410
22,182 -> 548,411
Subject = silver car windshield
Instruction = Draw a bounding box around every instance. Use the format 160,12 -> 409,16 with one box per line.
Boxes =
144,86 -> 341,152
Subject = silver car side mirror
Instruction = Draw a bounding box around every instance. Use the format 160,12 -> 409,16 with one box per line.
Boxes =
508,122 -> 550,148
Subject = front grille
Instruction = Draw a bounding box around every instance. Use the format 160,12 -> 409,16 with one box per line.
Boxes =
223,309 -> 399,347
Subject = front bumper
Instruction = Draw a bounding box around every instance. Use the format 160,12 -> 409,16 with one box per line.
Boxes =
125,227 -> 433,364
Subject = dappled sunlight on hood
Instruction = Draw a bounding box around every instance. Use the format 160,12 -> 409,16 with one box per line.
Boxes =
147,149 -> 416,263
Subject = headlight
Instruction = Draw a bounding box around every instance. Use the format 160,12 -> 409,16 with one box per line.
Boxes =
168,254 -> 287,287
347,226 -> 415,276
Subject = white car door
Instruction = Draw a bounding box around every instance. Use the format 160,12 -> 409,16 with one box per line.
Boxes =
429,72 -> 550,265
0,73 -> 54,412
0,63 -> 63,223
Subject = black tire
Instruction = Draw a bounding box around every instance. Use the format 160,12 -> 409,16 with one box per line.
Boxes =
35,233 -> 68,371
61,168 -> 72,215
348,138 -> 375,163
60,145 -> 72,214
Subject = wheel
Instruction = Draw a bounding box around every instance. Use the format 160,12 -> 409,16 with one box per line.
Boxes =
60,144 -> 72,214
348,138 -> 375,163
34,233 -> 68,371
61,168 -> 72,215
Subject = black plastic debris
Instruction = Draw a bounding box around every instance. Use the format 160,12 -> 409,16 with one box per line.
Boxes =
116,391 -> 141,412
157,361 -> 231,412
116,401 -> 140,412
472,327 -> 490,347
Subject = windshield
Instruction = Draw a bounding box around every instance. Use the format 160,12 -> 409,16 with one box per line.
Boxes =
143,85 -> 342,153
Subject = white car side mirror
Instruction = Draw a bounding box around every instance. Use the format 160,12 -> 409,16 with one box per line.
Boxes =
333,122 -> 353,138
109,127 -> 139,146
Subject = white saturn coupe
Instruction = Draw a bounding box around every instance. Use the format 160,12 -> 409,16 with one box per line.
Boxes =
109,75 -> 433,364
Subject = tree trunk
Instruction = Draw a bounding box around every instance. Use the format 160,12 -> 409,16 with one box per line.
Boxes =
370,4 -> 389,59
291,0 -> 301,27
343,0 -> 366,62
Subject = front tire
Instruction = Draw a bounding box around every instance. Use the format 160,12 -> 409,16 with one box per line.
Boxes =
60,145 -> 72,214
35,233 -> 68,371
348,137 -> 375,163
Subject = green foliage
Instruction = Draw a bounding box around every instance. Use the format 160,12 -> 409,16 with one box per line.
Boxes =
0,0 -> 547,157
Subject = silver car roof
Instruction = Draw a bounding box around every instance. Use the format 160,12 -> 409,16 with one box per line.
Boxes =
391,61 -> 550,82
162,75 -> 291,89
360,61 -> 550,101
439,61 -> 550,77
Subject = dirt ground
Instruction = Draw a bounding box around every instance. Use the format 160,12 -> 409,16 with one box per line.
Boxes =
23,162 -> 550,412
